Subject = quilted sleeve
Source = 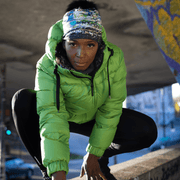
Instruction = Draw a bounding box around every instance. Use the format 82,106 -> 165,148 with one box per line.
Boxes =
86,49 -> 127,157
35,59 -> 70,177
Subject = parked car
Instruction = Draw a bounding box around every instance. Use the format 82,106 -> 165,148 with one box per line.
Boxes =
5,157 -> 34,180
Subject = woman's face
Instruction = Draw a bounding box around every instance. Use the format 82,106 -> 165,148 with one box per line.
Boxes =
64,39 -> 98,71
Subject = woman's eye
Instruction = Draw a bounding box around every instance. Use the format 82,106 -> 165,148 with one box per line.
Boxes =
69,43 -> 76,47
87,44 -> 95,47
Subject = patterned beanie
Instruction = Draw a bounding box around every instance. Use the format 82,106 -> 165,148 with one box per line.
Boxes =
62,8 -> 103,43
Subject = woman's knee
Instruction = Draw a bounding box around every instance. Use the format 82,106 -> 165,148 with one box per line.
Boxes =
12,88 -> 37,123
12,88 -> 35,109
142,117 -> 158,147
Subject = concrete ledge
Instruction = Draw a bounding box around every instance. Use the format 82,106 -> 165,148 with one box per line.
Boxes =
71,144 -> 180,180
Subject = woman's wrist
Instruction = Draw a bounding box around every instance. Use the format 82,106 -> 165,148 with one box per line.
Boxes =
52,171 -> 66,180
89,153 -> 100,160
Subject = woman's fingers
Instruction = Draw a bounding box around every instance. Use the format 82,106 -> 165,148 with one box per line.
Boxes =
86,171 -> 106,180
99,172 -> 107,180
86,174 -> 91,180
95,176 -> 99,180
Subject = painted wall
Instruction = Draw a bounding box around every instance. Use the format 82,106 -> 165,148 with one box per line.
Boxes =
134,0 -> 180,84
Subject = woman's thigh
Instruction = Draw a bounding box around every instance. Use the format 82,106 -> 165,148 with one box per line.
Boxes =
12,89 -> 42,164
113,108 -> 157,147
69,119 -> 95,136
69,108 -> 157,147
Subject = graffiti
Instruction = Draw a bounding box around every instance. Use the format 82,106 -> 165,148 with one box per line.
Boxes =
153,8 -> 180,64
150,161 -> 180,180
161,161 -> 179,180
134,0 -> 180,84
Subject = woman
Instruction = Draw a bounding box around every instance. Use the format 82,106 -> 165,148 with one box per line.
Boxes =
12,0 -> 157,180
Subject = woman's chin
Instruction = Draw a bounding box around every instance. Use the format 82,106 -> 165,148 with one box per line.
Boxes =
73,65 -> 88,71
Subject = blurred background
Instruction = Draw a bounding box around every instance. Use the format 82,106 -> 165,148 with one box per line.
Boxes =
0,0 -> 180,179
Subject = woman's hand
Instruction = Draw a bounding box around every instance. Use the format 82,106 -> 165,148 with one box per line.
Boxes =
80,153 -> 107,180
52,171 -> 66,180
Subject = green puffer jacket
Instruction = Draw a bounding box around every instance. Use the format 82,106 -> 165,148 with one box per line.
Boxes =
35,19 -> 127,177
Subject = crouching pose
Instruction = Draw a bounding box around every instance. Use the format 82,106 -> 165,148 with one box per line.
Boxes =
12,0 -> 157,180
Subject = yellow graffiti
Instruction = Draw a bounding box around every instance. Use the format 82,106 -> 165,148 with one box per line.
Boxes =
135,0 -> 166,7
170,0 -> 180,16
135,0 -> 180,16
175,102 -> 180,113
153,8 -> 180,64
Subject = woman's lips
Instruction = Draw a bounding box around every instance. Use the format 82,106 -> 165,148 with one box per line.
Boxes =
75,62 -> 87,66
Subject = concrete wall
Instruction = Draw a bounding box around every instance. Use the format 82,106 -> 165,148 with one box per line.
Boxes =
71,144 -> 180,180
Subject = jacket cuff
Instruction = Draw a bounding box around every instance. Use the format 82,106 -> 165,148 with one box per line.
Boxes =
47,160 -> 69,177
86,144 -> 104,157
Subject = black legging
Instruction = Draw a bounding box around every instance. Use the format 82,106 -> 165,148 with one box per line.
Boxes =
11,89 -> 157,172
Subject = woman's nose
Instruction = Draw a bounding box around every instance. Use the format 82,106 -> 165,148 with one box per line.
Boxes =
76,48 -> 81,57
76,47 -> 84,57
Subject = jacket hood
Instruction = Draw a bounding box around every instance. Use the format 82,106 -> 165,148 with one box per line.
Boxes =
45,19 -> 108,63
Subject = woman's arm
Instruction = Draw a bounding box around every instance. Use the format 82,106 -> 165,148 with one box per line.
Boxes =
87,49 -> 127,157
35,57 -> 70,177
